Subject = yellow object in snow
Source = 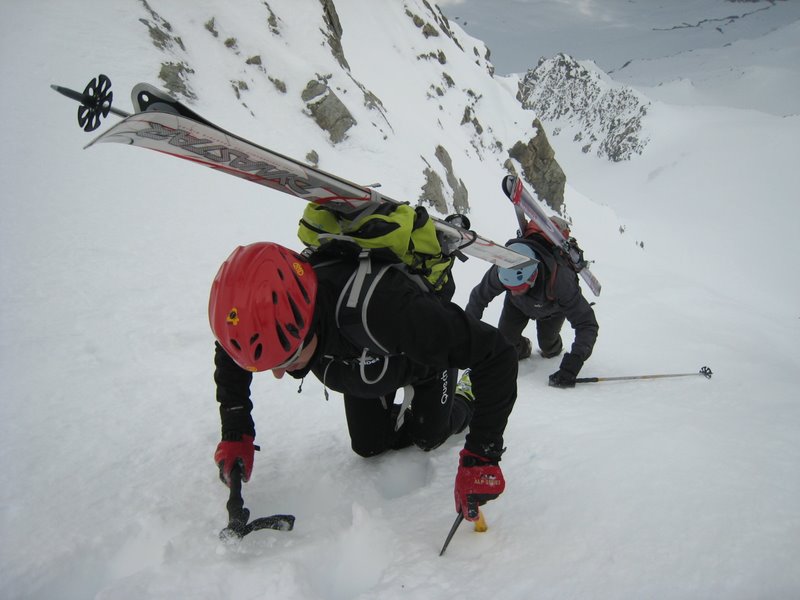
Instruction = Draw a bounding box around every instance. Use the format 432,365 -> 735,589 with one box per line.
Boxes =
474,510 -> 488,532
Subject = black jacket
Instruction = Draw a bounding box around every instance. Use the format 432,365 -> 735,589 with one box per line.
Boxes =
215,258 -> 518,458
466,236 -> 599,362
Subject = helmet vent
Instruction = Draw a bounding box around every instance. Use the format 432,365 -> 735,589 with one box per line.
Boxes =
276,324 -> 290,351
291,269 -> 311,304
250,333 -> 260,344
230,339 -> 242,351
287,295 -> 305,330
254,343 -> 263,360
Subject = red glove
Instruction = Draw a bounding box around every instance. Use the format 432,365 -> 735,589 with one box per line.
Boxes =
454,448 -> 505,521
214,434 -> 255,486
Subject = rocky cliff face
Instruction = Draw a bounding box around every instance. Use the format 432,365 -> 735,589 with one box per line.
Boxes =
505,119 -> 567,212
518,54 -> 650,162
131,0 -> 567,217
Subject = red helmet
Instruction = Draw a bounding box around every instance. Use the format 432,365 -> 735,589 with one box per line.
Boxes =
209,243 -> 317,372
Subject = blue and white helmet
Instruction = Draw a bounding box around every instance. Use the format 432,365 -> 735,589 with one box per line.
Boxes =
498,243 -> 539,292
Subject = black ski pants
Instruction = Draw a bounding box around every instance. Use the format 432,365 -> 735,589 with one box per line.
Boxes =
343,368 -> 471,457
497,296 -> 565,359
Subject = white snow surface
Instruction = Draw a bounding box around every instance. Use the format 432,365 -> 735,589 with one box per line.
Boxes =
1,1 -> 799,599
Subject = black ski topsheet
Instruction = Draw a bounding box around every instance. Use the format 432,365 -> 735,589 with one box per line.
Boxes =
82,83 -> 534,271
502,175 -> 601,296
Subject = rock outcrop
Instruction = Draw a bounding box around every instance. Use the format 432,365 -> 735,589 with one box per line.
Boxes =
518,54 -> 650,162
301,78 -> 357,144
506,119 -> 566,212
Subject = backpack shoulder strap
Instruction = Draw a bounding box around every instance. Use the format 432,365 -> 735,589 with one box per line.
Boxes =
335,253 -> 431,353
519,237 -> 562,301
335,254 -> 392,356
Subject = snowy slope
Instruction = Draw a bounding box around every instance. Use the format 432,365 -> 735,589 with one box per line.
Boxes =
1,1 -> 799,599
611,18 -> 800,117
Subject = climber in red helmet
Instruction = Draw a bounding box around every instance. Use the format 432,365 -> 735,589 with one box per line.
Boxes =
209,242 -> 517,522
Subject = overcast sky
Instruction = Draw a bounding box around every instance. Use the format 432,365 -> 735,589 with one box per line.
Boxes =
436,0 -> 800,75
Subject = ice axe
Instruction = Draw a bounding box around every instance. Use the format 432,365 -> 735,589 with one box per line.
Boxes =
439,509 -> 488,556
219,464 -> 295,541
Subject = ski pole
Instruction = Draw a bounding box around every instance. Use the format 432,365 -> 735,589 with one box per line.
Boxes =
219,464 -> 295,541
50,74 -> 130,132
575,366 -> 712,384
50,82 -> 131,118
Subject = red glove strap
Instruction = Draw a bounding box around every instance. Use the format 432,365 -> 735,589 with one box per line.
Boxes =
214,434 -> 255,485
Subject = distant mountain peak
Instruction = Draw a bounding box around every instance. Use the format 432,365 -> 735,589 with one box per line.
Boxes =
518,54 -> 651,162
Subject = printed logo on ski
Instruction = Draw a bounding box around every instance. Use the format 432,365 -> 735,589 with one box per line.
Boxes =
137,121 -> 316,197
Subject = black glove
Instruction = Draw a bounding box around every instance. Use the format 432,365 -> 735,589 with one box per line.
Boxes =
548,352 -> 584,388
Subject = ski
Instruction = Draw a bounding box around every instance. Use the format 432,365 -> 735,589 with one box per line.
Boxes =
52,76 -> 534,271
512,201 -> 529,238
501,175 -> 602,296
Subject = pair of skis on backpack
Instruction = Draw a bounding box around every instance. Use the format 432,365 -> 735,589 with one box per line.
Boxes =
51,74 -> 600,297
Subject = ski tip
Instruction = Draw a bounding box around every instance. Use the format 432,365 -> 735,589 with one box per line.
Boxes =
501,174 -> 523,204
